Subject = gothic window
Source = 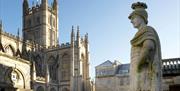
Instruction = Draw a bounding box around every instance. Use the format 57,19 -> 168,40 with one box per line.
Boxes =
49,29 -> 53,46
48,16 -> 50,24
80,61 -> 83,75
35,55 -> 43,77
27,19 -> 31,27
52,31 -> 55,45
61,54 -> 70,80
49,29 -> 54,44
49,29 -> 51,42
48,56 -> 57,81
49,16 -> 55,27
50,16 -> 53,26
81,54 -> 86,78
34,30 -> 40,43
53,19 -> 55,27
37,17 -> 40,24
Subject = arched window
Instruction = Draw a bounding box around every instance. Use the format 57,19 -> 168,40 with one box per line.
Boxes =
37,16 -> 40,24
36,86 -> 44,91
61,54 -> 70,80
81,54 -> 86,78
53,19 -> 55,27
34,55 -> 44,77
28,19 -> 31,27
48,56 -> 57,81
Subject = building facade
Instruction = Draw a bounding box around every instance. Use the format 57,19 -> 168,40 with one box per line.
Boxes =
95,58 -> 180,91
0,0 -> 91,91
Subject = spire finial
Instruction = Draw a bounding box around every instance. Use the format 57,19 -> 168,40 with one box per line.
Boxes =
36,0 -> 39,6
0,20 -> 3,31
71,26 -> 75,38
23,0 -> 29,16
72,25 -> 74,32
0,20 -> 2,28
85,33 -> 88,43
53,0 -> 58,6
77,26 -> 80,31
76,25 -> 80,39
23,0 -> 29,7
17,28 -> 20,37
53,0 -> 58,13
71,25 -> 75,45
42,0 -> 48,4
41,0 -> 48,9
32,1 -> 35,7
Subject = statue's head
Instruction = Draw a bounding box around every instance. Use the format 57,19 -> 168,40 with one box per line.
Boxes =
128,2 -> 148,27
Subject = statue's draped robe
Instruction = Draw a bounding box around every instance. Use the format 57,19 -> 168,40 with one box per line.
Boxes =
130,26 -> 162,91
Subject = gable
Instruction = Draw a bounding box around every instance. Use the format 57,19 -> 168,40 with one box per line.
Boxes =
96,60 -> 113,68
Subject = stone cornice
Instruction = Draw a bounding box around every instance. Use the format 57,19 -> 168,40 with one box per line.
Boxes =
0,52 -> 31,65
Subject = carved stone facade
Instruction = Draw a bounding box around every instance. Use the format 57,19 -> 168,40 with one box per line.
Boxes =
0,0 -> 91,91
95,58 -> 180,91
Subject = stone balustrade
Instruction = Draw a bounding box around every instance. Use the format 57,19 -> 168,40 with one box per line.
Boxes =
162,58 -> 180,76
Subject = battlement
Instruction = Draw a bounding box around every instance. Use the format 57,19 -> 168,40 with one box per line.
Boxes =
60,42 -> 71,48
28,4 -> 41,15
27,6 -> 55,15
1,31 -> 22,41
0,30 -> 46,50
24,1 -> 56,16
46,42 -> 71,51
22,0 -> 58,48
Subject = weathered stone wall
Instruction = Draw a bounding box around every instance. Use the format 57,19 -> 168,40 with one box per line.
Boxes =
95,75 -> 129,91
162,76 -> 180,91
95,77 -> 115,91
0,52 -> 31,90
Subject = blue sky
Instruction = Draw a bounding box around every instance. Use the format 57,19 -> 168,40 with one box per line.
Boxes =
0,0 -> 179,79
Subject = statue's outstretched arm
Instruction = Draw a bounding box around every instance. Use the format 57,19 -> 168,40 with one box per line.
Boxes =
137,39 -> 155,72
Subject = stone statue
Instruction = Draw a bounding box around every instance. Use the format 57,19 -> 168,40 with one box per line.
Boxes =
128,2 -> 162,91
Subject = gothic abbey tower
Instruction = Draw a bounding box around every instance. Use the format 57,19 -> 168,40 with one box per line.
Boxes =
23,0 -> 58,47
0,0 -> 92,91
